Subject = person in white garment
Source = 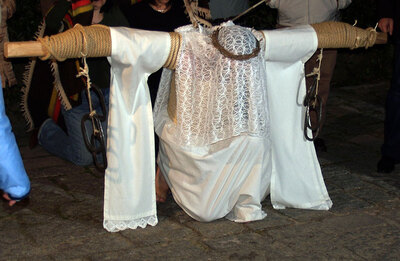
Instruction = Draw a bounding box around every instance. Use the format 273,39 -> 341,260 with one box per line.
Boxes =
21,2 -> 378,232
103,22 -> 332,232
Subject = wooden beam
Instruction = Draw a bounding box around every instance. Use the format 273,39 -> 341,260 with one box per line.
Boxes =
4,41 -> 46,58
3,31 -> 388,59
375,32 -> 388,45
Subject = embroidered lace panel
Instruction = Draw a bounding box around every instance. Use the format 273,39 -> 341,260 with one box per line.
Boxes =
154,24 -> 270,146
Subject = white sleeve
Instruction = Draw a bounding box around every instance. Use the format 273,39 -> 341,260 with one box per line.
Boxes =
104,27 -> 170,232
262,24 -> 332,211
262,25 -> 317,64
109,27 -> 171,114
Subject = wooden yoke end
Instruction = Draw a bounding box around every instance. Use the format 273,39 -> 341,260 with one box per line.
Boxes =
4,41 -> 47,59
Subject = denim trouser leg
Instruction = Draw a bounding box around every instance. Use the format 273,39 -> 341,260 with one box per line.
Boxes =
39,88 -> 109,166
382,43 -> 400,162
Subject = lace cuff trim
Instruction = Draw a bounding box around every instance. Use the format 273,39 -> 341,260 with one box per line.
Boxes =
103,215 -> 158,232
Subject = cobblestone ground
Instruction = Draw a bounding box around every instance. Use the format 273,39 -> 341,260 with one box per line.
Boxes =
1,82 -> 399,260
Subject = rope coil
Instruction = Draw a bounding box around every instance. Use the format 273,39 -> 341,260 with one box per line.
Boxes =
163,32 -> 182,69
37,24 -> 111,61
311,21 -> 377,50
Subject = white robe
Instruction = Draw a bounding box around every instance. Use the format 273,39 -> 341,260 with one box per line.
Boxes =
103,25 -> 332,232
103,28 -> 170,232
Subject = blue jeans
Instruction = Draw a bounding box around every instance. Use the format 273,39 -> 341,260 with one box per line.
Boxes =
382,43 -> 400,162
39,88 -> 109,166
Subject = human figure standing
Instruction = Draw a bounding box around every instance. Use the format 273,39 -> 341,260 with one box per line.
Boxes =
377,0 -> 400,173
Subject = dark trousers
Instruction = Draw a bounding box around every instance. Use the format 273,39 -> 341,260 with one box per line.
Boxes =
382,43 -> 400,162
305,48 -> 337,134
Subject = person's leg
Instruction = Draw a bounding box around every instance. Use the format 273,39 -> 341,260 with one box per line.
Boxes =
38,89 -> 109,166
305,49 -> 337,151
90,87 -> 109,165
38,111 -> 93,166
155,165 -> 169,202
305,48 -> 337,133
378,43 -> 400,172
0,86 -> 30,202
2,193 -> 16,206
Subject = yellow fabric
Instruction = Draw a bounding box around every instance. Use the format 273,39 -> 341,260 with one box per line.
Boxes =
71,4 -> 93,17
47,87 -> 58,117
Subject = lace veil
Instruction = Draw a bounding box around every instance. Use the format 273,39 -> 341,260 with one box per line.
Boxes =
154,23 -> 270,146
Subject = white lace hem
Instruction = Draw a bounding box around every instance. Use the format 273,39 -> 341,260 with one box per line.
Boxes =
103,215 -> 158,232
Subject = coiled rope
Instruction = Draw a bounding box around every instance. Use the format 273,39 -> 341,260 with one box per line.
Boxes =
312,22 -> 377,50
164,32 -> 182,69
36,23 -> 182,70
37,24 -> 111,61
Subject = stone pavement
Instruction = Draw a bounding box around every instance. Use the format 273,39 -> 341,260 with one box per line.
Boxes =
1,82 -> 399,260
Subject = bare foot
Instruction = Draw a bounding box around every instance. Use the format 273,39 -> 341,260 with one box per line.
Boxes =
155,165 -> 169,203
2,193 -> 17,206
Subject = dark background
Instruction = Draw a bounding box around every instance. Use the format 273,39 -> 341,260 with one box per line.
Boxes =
242,0 -> 393,87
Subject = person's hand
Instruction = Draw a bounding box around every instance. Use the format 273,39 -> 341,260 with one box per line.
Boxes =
378,18 -> 394,35
2,193 -> 17,206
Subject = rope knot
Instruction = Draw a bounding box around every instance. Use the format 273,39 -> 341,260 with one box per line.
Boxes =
363,27 -> 377,49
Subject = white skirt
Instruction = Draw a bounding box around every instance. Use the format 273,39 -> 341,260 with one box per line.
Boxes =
158,113 -> 272,223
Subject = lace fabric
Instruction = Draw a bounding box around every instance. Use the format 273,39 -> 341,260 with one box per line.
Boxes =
154,24 -> 270,146
103,215 -> 158,232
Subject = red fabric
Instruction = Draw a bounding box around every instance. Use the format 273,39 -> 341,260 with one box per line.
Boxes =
71,0 -> 92,10
64,14 -> 73,26
52,97 -> 62,122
